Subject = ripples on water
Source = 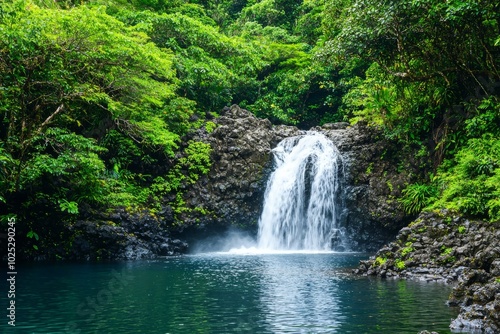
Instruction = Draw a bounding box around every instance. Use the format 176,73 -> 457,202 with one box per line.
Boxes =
7,253 -> 460,333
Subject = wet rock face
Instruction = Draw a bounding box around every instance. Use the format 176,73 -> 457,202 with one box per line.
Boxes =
182,105 -> 417,251
449,272 -> 500,333
355,210 -> 500,332
51,105 -> 419,259
312,122 -> 419,251
68,209 -> 187,260
60,104 -> 418,259
181,105 -> 302,231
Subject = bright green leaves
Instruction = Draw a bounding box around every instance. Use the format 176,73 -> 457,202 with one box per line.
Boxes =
59,199 -> 79,214
426,97 -> 500,220
400,183 -> 438,215
145,11 -> 265,112
430,97 -> 500,220
321,0 -> 500,114
239,0 -> 285,27
318,0 -> 500,221
181,141 -> 212,181
165,140 -> 212,188
133,117 -> 180,157
433,134 -> 500,221
146,140 -> 212,220
26,230 -> 39,250
19,128 -> 107,204
465,96 -> 500,138
0,1 -> 177,142
2,3 -> 176,113
0,1 -> 187,218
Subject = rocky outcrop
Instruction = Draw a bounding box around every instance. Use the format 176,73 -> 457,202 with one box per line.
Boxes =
32,104 -> 418,260
355,210 -> 500,333
180,105 -> 302,232
66,209 -> 187,260
180,105 -> 419,251
449,272 -> 500,334
21,208 -> 187,261
315,122 -> 421,251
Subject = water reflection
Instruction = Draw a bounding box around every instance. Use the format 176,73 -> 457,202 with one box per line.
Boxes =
8,254 -> 459,334
259,254 -> 343,333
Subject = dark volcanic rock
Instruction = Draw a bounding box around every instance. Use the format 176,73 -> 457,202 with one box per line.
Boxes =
317,122 -> 418,251
41,104 -> 420,259
68,209 -> 187,260
355,210 -> 500,333
180,105 -> 302,231
180,105 -> 418,251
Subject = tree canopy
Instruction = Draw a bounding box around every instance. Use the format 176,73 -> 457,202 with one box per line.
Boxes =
1,0 -> 499,258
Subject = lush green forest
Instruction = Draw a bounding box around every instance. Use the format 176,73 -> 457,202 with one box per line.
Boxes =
1,0 -> 499,254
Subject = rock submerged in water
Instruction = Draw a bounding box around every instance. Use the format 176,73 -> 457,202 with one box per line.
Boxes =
355,210 -> 500,333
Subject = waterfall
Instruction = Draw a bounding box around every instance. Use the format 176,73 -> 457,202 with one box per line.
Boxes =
257,132 -> 345,251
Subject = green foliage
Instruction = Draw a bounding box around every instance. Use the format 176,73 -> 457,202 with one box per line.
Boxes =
322,0 -> 499,79
147,140 -> 212,221
18,128 -> 107,205
400,244 -> 414,258
441,246 -> 453,256
394,259 -> 405,270
26,230 -> 39,241
0,0 -> 223,254
140,10 -> 267,111
26,230 -> 39,250
439,245 -> 456,264
0,145 -> 15,202
465,96 -> 500,138
374,256 -> 387,266
204,121 -> 217,133
0,1 -> 181,210
179,141 -> 212,183
1,0 -> 498,259
59,200 -> 79,215
294,0 -> 325,44
237,0 -> 302,31
433,134 -> 500,220
458,225 -> 466,234
320,0 -> 499,169
400,183 -> 438,215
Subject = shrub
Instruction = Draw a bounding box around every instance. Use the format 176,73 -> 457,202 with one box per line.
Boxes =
400,183 -> 438,214
432,134 -> 500,220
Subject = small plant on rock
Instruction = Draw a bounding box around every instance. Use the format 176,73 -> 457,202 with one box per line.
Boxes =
400,183 -> 438,214
395,259 -> 406,270
374,257 -> 387,267
401,245 -> 414,258
441,246 -> 453,255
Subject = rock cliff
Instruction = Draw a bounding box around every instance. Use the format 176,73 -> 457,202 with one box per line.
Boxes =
50,104 -> 419,259
179,105 -> 301,232
180,105 -> 419,251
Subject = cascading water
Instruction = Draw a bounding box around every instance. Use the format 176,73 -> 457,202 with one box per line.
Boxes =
257,132 -> 345,251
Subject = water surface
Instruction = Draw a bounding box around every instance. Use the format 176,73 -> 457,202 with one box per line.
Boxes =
6,253 -> 459,333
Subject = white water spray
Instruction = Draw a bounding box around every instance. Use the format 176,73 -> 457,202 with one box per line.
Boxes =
257,132 -> 344,251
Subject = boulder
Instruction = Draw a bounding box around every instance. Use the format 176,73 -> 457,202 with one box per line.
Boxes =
355,210 -> 500,332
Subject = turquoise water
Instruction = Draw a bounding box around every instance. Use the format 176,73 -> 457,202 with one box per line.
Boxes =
5,253 -> 459,333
